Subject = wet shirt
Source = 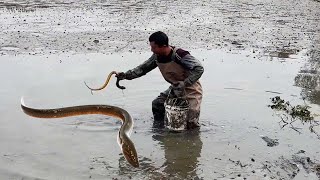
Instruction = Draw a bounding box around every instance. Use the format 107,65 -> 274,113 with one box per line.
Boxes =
124,47 -> 204,87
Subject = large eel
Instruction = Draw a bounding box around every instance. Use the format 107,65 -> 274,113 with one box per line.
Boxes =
20,98 -> 139,167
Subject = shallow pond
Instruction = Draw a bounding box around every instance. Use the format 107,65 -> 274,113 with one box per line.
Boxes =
0,49 -> 319,179
0,0 -> 319,179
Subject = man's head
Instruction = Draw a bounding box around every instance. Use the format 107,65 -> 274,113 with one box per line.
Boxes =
149,31 -> 170,55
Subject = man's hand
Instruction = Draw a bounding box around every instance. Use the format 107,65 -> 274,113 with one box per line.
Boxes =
171,81 -> 186,98
115,72 -> 126,80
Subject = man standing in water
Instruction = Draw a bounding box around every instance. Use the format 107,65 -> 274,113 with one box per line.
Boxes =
116,31 -> 204,129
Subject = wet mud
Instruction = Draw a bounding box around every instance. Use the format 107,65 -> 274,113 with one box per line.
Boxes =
0,0 -> 319,56
0,0 -> 320,179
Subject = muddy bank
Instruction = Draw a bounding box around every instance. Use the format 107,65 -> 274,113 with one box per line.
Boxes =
0,0 -> 319,56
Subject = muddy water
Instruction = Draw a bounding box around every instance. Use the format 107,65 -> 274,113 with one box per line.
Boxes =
0,0 -> 320,180
0,50 -> 318,179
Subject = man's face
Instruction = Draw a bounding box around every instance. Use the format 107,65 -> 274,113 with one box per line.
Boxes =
150,41 -> 166,55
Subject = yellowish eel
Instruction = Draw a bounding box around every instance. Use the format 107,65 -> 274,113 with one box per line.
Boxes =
84,71 -> 126,92
20,98 -> 139,168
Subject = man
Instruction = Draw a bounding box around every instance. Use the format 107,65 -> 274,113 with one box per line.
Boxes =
116,31 -> 204,129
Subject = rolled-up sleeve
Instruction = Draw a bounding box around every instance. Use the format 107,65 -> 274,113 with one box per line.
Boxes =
125,54 -> 158,80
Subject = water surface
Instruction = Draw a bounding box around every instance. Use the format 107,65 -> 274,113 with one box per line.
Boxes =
0,0 -> 320,179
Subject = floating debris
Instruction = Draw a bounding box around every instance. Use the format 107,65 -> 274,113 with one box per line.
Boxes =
268,96 -> 320,138
269,96 -> 313,121
261,136 -> 279,147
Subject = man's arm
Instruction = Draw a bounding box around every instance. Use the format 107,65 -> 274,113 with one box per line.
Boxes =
175,49 -> 204,86
123,54 -> 158,80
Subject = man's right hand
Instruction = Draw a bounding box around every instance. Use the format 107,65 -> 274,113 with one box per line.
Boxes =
115,72 -> 126,80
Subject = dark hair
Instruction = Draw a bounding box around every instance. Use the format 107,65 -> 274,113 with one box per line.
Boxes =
149,31 -> 169,47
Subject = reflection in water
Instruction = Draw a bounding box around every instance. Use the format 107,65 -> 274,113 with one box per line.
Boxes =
294,50 -> 320,104
152,130 -> 203,179
116,130 -> 203,179
293,49 -> 320,139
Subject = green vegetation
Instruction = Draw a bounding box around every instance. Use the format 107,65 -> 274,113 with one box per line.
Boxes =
269,96 -> 313,121
268,96 -> 319,138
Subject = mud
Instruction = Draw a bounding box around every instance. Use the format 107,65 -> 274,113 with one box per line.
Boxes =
0,0 -> 320,180
0,0 -> 319,56
259,151 -> 320,179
